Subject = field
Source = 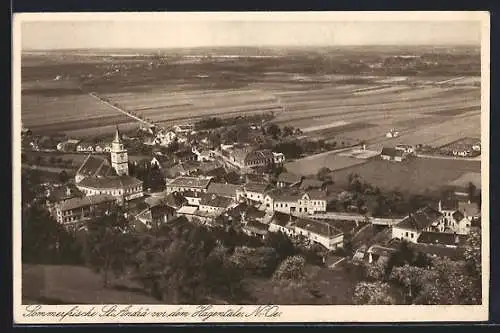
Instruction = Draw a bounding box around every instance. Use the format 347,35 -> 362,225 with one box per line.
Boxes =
22,264 -> 161,304
286,152 -> 369,175
21,46 -> 481,145
328,157 -> 481,194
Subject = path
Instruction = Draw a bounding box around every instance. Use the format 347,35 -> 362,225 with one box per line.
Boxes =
88,92 -> 156,128
415,153 -> 481,162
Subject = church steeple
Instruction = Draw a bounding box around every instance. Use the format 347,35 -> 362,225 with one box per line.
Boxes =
111,124 -> 129,176
113,125 -> 122,143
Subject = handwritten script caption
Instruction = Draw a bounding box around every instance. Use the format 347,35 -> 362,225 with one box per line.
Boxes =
22,304 -> 283,322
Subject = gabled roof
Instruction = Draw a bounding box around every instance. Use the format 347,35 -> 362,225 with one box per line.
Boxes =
200,193 -> 234,209
270,211 -> 292,227
299,178 -> 325,190
76,154 -> 115,178
243,221 -> 269,234
207,183 -> 242,198
47,185 -> 84,203
417,231 -> 467,247
244,149 -> 274,163
78,175 -> 142,189
277,172 -> 303,184
307,189 -> 328,200
395,206 -> 443,231
440,198 -> 459,211
166,176 -> 212,189
293,218 -> 342,238
227,203 -> 266,220
452,210 -> 465,223
244,182 -> 269,193
57,194 -> 115,211
381,147 -> 405,158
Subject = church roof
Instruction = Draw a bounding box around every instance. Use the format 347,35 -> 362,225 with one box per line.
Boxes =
76,155 -> 116,179
113,126 -> 122,143
78,175 -> 142,189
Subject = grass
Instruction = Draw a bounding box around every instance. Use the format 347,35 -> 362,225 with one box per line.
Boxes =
22,264 -> 161,304
285,153 -> 369,176
329,156 -> 481,194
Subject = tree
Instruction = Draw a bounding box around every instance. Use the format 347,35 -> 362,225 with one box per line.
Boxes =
149,164 -> 165,192
59,170 -> 69,183
282,126 -> 294,137
353,281 -> 395,305
389,264 -> 433,304
265,231 -> 297,262
316,167 -> 332,182
84,206 -> 134,287
273,255 -> 307,281
266,124 -> 282,139
230,246 -> 279,277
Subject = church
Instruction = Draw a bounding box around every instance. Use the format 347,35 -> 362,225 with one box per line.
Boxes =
75,126 -> 144,204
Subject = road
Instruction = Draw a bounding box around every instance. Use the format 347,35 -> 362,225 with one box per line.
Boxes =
415,153 -> 481,162
88,92 -> 156,128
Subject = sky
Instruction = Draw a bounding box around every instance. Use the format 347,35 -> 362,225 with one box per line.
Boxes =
20,19 -> 482,50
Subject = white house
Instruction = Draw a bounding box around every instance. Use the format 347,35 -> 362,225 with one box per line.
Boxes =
272,190 -> 327,215
293,218 -> 344,251
391,206 -> 444,243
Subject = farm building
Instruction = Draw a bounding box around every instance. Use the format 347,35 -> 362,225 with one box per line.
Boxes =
391,206 -> 444,243
380,147 -> 407,162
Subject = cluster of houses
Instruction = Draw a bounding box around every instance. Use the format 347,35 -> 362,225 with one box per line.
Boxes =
380,144 -> 415,162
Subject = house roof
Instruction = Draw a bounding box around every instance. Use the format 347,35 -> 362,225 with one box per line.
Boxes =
395,206 -> 443,231
308,189 -> 328,200
381,147 -> 405,158
57,194 -> 115,211
299,179 -> 325,190
245,173 -> 269,184
244,182 -> 269,193
165,192 -> 188,208
228,203 -> 266,220
176,205 -> 198,215
47,185 -> 84,203
207,183 -> 242,198
452,210 -> 465,223
411,243 -> 464,259
270,211 -> 292,227
200,193 -> 234,208
293,218 -> 342,238
151,205 -> 176,220
243,221 -> 269,235
272,190 -> 303,202
417,231 -> 467,247
78,175 -> 143,189
166,176 -> 212,189
277,172 -> 302,184
367,245 -> 398,258
245,149 -> 274,163
174,150 -> 196,159
198,161 -> 223,174
76,155 -> 115,178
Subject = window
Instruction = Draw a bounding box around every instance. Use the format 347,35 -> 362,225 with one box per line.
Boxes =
411,233 -> 414,238
405,232 -> 408,237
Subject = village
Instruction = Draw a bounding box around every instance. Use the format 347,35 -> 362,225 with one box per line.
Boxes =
22,114 -> 481,272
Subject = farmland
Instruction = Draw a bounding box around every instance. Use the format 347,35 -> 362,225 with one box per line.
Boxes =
21,45 -> 480,145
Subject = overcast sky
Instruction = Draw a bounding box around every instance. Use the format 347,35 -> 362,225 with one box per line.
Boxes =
21,18 -> 481,50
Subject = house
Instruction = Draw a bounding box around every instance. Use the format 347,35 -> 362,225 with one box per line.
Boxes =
458,200 -> 481,224
227,202 -> 267,224
192,148 -> 216,162
155,130 -> 177,146
74,155 -> 116,184
150,156 -> 174,170
272,190 -> 328,215
242,221 -> 269,239
438,199 -> 473,234
76,175 -> 144,204
197,161 -> 225,177
173,150 -> 198,164
245,172 -> 270,184
366,245 -> 398,264
165,176 -> 212,194
391,206 -> 444,243
180,190 -> 203,206
56,139 -> 80,152
135,203 -> 177,229
277,172 -> 303,188
268,211 -> 295,236
206,183 -> 242,200
417,231 -> 467,248
164,161 -> 200,178
273,152 -> 286,165
54,194 -> 116,228
176,205 -> 219,226
46,185 -> 85,215
236,182 -> 270,203
293,218 -> 344,251
173,124 -> 194,134
243,149 -> 275,168
76,143 -> 95,153
199,193 -> 235,215
380,147 -> 407,162
395,144 -> 415,154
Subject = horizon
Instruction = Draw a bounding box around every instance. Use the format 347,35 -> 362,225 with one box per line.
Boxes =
20,20 -> 481,51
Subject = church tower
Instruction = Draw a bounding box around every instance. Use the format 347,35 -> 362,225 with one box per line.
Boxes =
111,126 -> 129,176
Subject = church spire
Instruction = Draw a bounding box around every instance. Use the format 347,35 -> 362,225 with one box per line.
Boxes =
113,125 -> 122,143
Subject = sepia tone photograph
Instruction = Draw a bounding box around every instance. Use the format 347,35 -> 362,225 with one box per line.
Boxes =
13,11 -> 489,323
